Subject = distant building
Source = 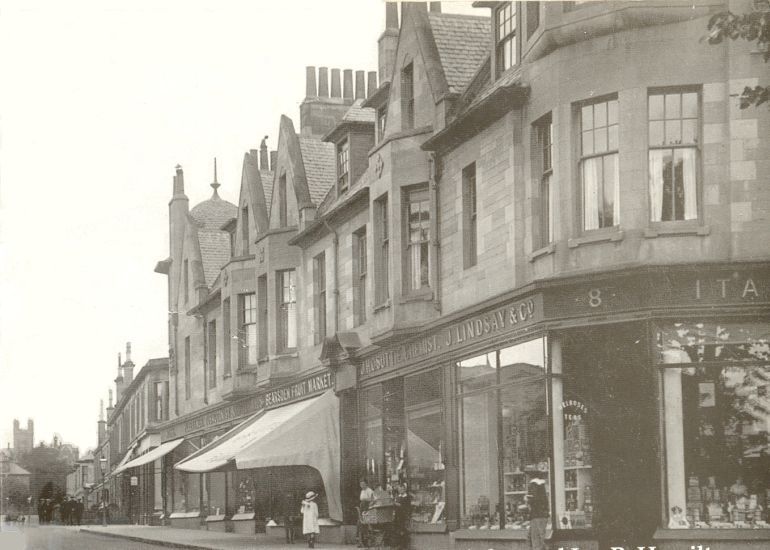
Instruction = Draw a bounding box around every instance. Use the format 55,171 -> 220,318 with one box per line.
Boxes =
12,419 -> 34,457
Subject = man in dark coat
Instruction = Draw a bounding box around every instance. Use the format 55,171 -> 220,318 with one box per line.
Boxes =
527,478 -> 549,550
74,498 -> 84,526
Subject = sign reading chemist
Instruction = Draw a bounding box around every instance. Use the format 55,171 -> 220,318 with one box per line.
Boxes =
360,294 -> 543,379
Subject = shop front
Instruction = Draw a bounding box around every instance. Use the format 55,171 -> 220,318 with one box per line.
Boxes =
158,370 -> 338,537
350,262 -> 770,550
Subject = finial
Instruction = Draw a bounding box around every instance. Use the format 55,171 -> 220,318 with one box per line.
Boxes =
211,157 -> 221,197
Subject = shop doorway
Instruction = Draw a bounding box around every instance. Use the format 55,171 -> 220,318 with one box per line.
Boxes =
564,323 -> 660,550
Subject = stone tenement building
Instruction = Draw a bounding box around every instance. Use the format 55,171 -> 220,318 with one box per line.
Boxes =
99,2 -> 769,549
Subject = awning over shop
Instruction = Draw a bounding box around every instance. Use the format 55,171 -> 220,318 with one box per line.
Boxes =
108,443 -> 137,478
176,390 -> 341,520
112,438 -> 184,476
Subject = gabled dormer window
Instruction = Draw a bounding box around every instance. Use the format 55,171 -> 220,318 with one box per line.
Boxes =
337,138 -> 350,195
377,106 -> 387,142
495,2 -> 517,76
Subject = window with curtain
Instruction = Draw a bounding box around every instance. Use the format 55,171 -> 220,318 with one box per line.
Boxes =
277,270 -> 297,351
374,195 -> 390,305
534,113 -> 553,246
457,338 -> 549,530
403,185 -> 430,293
580,97 -> 619,231
658,321 -> 770,529
337,139 -> 349,195
238,293 -> 257,367
648,89 -> 699,222
354,228 -> 367,326
496,2 -> 517,75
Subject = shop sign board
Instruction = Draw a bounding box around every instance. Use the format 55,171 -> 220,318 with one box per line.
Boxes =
360,294 -> 543,379
160,370 -> 334,441
546,268 -> 770,320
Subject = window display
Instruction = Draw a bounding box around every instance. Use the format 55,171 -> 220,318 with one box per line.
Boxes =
457,338 -> 549,530
660,321 -> 770,529
361,385 -> 384,486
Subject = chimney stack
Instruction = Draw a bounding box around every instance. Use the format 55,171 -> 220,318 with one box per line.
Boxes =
379,3 -> 400,85
98,400 -> 106,445
367,71 -> 378,98
260,136 -> 269,170
306,66 -> 317,97
355,71 -> 366,100
343,69 -> 353,100
331,68 -> 341,98
318,67 -> 329,98
173,164 -> 185,196
430,2 -> 441,13
108,389 -> 113,409
270,151 -> 277,172
122,342 -> 134,386
114,353 -> 124,402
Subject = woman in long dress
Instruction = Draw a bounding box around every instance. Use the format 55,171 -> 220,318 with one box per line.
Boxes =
301,491 -> 320,548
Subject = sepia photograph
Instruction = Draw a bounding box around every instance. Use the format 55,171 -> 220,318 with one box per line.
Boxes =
0,1 -> 768,549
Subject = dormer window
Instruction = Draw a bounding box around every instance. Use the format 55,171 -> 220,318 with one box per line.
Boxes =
401,63 -> 414,130
495,2 -> 517,76
337,138 -> 350,195
377,106 -> 387,142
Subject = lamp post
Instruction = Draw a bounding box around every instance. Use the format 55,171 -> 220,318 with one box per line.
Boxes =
99,457 -> 107,526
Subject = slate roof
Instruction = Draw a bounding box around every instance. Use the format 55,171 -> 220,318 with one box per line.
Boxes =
260,170 -> 274,210
428,12 -> 491,94
299,138 -> 336,205
198,230 -> 231,287
1,461 -> 31,476
342,99 -> 375,123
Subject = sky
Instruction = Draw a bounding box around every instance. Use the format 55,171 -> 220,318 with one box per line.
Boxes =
0,0 -> 482,453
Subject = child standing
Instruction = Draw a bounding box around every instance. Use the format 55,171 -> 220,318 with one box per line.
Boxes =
301,491 -> 320,548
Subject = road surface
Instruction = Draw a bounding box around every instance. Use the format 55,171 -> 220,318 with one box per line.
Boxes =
1,525 -> 166,549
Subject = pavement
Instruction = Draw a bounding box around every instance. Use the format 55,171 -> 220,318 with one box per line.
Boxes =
80,524 -> 354,549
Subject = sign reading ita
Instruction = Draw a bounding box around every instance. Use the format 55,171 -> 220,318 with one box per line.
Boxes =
360,294 -> 542,379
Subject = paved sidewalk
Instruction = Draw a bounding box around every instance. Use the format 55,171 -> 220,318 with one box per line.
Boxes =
80,525 -> 352,550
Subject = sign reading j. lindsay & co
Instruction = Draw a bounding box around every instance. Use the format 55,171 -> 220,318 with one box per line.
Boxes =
160,370 -> 333,441
360,294 -> 542,379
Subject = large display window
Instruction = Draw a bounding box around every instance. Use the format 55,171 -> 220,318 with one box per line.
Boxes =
457,337 -> 550,530
660,321 -> 770,529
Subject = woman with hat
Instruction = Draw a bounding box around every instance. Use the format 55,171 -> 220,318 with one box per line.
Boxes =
301,491 -> 320,548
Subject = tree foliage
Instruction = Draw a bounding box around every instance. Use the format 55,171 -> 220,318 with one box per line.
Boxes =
706,0 -> 770,108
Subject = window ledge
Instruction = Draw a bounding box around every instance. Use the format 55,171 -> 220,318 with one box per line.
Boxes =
271,352 -> 298,360
398,288 -> 434,304
644,224 -> 711,238
528,243 -> 556,262
231,512 -> 255,521
373,299 -> 392,313
205,514 -> 226,522
568,229 -> 624,249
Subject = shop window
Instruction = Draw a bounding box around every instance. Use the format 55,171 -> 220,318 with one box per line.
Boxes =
277,270 -> 297,351
462,163 -> 477,269
362,385 -> 385,486
403,185 -> 431,293
659,321 -> 770,529
314,252 -> 326,345
495,2 -> 517,76
648,89 -> 700,222
579,97 -> 619,231
457,338 -> 549,530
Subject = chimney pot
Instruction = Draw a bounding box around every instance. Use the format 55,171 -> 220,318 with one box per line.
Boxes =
355,71 -> 366,100
385,2 -> 398,29
270,151 -> 277,171
126,342 -> 131,363
260,136 -> 269,170
318,67 -> 329,98
305,66 -> 317,97
430,2 -> 441,13
367,71 -> 378,98
331,68 -> 341,98
343,69 -> 353,99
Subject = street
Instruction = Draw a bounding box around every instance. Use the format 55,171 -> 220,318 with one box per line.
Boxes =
0,525 -> 166,550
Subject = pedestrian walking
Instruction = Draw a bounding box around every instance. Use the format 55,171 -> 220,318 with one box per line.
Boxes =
284,491 -> 298,544
74,498 -> 84,526
300,491 -> 320,549
526,477 -> 549,550
391,483 -> 411,550
357,480 -> 375,547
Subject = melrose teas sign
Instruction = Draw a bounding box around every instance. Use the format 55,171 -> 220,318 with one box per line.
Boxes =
161,370 -> 333,440
360,294 -> 543,379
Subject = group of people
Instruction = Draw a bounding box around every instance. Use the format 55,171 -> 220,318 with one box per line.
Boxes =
36,496 -> 84,525
357,479 -> 411,550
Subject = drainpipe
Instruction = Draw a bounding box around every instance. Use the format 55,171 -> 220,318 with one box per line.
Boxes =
322,219 -> 340,334
429,152 -> 441,313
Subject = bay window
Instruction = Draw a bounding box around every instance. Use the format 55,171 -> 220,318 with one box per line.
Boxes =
580,97 -> 619,231
648,89 -> 700,222
403,185 -> 430,293
277,270 -> 297,351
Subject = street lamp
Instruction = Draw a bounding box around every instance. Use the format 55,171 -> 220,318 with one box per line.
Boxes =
99,457 -> 107,526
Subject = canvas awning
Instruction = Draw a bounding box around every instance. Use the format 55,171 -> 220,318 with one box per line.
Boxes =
108,443 -> 137,478
113,438 -> 184,475
176,390 -> 341,520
